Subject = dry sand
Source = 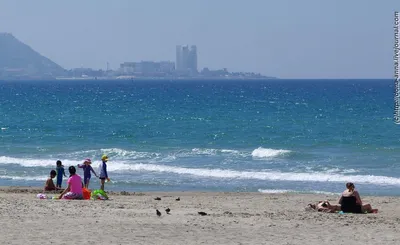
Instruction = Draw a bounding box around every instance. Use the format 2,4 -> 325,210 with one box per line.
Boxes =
0,186 -> 399,245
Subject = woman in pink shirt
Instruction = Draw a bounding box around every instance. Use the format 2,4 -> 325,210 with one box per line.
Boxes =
59,166 -> 83,200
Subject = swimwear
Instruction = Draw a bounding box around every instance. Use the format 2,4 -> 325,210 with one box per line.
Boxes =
98,161 -> 108,179
340,196 -> 362,213
78,164 -> 95,185
56,166 -> 65,186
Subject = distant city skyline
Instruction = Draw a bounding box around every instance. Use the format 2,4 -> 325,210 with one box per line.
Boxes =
0,0 -> 399,78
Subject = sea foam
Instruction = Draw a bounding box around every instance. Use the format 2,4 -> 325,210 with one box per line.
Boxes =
2,155 -> 400,187
257,189 -> 339,195
0,175 -> 47,181
106,163 -> 400,186
251,147 -> 291,158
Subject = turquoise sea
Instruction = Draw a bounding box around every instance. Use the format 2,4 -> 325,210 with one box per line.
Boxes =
0,79 -> 399,195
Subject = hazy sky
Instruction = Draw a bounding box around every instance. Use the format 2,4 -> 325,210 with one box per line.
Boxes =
0,0 -> 399,78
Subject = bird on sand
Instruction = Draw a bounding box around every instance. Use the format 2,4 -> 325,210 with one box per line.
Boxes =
165,208 -> 171,214
175,197 -> 180,201
154,197 -> 161,200
156,209 -> 162,216
198,211 -> 207,216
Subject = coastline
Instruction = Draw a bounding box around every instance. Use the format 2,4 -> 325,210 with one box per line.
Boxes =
0,186 -> 399,244
55,76 -> 278,81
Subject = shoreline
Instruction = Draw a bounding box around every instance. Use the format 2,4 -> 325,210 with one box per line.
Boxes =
3,185 -> 399,198
0,185 -> 395,197
55,76 -> 278,80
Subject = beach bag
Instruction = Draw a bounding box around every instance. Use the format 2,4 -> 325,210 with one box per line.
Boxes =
82,188 -> 91,200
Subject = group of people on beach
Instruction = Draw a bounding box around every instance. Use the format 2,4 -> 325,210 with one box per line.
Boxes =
42,155 -> 377,213
44,154 -> 111,199
309,182 -> 378,214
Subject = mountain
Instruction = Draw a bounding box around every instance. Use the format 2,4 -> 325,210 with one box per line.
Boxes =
0,33 -> 66,79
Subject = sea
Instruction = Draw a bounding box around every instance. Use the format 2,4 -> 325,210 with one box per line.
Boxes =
0,79 -> 399,196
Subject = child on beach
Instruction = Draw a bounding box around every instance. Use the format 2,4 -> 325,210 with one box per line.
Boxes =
44,170 -> 62,192
98,155 -> 110,191
56,160 -> 67,188
77,158 -> 98,189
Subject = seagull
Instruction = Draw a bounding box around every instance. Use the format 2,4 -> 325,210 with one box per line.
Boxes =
198,211 -> 207,216
154,197 -> 161,201
156,209 -> 161,216
165,208 -> 171,214
175,197 -> 180,201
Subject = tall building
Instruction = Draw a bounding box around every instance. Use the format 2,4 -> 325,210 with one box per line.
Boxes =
188,45 -> 197,73
176,45 -> 197,73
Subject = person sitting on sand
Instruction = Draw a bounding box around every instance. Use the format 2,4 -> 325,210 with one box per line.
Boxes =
307,200 -> 341,213
44,170 -> 61,191
338,182 -> 376,213
58,166 -> 83,200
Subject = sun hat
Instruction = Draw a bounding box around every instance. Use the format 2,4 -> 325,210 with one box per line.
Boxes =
84,158 -> 92,163
101,154 -> 108,160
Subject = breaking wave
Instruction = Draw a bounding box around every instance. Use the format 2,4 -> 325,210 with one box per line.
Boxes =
251,147 -> 291,158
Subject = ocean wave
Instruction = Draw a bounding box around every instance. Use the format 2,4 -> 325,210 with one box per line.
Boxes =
24,147 -> 289,165
2,154 -> 400,187
2,158 -> 400,187
66,147 -> 246,161
251,147 -> 291,158
257,189 -> 339,195
105,163 -> 400,186
68,148 -> 161,160
109,179 -> 173,186
101,148 -> 161,159
2,156 -> 400,186
0,175 -> 47,181
191,148 -> 242,156
318,167 -> 358,174
0,156 -> 82,167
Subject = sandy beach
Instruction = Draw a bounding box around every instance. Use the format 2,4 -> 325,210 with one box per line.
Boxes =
0,187 -> 399,245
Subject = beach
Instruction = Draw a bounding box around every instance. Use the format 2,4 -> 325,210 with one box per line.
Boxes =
0,187 -> 399,245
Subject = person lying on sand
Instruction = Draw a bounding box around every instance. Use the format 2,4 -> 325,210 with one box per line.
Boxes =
339,182 -> 377,213
307,200 -> 341,213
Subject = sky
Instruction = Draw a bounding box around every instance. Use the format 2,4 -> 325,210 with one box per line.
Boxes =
0,0 -> 399,79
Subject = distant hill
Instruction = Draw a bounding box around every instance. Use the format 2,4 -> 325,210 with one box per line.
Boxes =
0,33 -> 66,79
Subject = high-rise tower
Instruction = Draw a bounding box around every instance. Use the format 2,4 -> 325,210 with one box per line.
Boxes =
176,45 -> 197,73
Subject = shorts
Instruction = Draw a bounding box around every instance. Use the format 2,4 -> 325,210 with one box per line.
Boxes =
99,177 -> 106,180
84,175 -> 91,185
44,186 -> 56,191
62,192 -> 83,200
